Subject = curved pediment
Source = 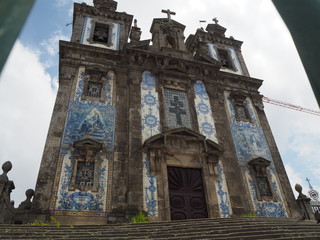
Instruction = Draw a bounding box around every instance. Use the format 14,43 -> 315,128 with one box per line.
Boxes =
74,138 -> 103,151
248,157 -> 271,167
144,128 -> 223,154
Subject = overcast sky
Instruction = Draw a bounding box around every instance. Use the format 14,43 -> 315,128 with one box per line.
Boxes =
0,0 -> 319,205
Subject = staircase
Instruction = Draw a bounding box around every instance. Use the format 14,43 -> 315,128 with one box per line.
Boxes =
0,217 -> 319,239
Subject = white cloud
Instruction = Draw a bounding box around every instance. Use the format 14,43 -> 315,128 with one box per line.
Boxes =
0,41 -> 57,205
41,30 -> 68,57
285,163 -> 307,197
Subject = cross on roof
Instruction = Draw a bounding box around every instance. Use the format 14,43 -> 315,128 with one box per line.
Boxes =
306,177 -> 313,189
213,17 -> 219,24
162,9 -> 176,22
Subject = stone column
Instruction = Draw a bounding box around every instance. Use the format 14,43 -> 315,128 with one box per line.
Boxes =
126,68 -> 143,218
108,68 -> 129,222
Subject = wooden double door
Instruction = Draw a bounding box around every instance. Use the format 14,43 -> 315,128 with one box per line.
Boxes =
168,166 -> 208,220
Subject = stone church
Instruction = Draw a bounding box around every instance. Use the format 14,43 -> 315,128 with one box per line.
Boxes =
32,0 -> 299,224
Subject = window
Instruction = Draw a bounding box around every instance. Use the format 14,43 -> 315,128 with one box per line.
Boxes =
69,139 -> 103,192
217,49 -> 232,68
248,157 -> 275,201
166,35 -> 176,49
93,23 -> 110,44
256,176 -> 273,197
230,91 -> 251,122
235,105 -> 250,122
75,161 -> 95,186
82,70 -> 107,102
87,82 -> 102,98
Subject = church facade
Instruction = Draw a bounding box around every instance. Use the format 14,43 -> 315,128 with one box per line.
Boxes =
33,0 -> 299,224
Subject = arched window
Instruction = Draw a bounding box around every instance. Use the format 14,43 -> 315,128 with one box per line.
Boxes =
248,157 -> 276,201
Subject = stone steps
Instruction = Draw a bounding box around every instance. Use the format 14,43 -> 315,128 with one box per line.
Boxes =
0,217 -> 319,239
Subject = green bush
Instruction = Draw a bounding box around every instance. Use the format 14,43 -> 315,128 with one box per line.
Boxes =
130,211 -> 148,223
242,212 -> 256,217
29,216 -> 61,227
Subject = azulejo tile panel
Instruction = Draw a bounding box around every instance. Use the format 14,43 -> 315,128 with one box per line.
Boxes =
141,71 -> 160,216
142,153 -> 158,217
246,171 -> 287,217
141,71 -> 160,142
194,81 -> 218,142
214,163 -> 232,217
50,67 -> 115,217
194,81 -> 232,217
164,88 -> 192,129
225,93 -> 288,217
81,17 -> 120,50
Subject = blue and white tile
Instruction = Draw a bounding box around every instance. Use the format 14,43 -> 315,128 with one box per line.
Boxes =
142,152 -> 158,217
214,163 -> 232,217
141,71 -> 160,217
194,81 -> 218,142
53,68 -> 115,214
226,92 -> 288,217
56,152 -> 108,212
141,71 -> 160,142
246,170 -> 287,217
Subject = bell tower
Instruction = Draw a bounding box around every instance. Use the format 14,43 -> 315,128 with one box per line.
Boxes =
33,0 -> 133,225
150,9 -> 187,52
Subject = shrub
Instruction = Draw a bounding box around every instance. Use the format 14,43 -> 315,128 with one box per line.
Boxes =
131,211 -> 148,223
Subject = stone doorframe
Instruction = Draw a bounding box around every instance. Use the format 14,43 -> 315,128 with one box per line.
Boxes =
143,128 -> 224,221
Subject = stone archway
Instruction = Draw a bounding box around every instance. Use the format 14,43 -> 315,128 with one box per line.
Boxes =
143,128 -> 224,221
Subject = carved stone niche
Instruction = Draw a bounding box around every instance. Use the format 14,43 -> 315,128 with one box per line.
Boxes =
69,138 -> 103,192
143,128 -> 224,180
248,157 -> 277,202
229,90 -> 251,122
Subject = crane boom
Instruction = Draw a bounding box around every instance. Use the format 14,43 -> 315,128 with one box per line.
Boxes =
262,96 -> 320,116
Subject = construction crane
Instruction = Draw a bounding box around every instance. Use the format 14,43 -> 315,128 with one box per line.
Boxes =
262,96 -> 320,116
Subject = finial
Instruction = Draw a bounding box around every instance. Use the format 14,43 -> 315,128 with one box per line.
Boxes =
213,17 -> 219,24
295,183 -> 302,194
2,161 -> 12,174
161,9 -> 176,22
134,19 -> 138,28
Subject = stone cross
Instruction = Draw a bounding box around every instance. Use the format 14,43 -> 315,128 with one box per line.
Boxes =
162,9 -> 176,22
169,96 -> 186,125
213,17 -> 219,24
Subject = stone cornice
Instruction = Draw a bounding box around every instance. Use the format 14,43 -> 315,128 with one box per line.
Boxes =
186,29 -> 243,53
73,2 -> 133,24
216,71 -> 263,92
